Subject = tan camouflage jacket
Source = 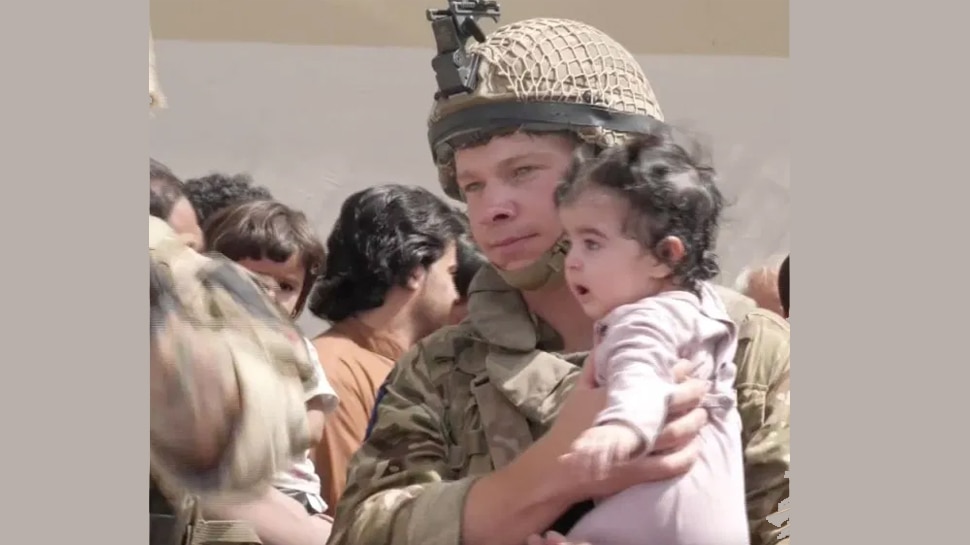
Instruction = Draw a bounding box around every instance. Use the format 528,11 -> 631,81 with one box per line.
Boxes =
328,266 -> 790,545
149,216 -> 313,501
719,290 -> 792,545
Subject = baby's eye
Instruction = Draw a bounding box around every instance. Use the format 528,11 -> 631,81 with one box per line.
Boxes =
279,282 -> 295,293
583,239 -> 600,251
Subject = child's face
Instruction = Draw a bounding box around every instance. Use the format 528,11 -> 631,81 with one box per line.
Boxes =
237,253 -> 307,317
560,188 -> 670,321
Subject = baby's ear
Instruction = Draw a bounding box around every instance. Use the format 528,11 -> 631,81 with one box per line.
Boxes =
650,236 -> 685,278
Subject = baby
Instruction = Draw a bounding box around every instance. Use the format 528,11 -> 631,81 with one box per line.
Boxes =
555,132 -> 749,545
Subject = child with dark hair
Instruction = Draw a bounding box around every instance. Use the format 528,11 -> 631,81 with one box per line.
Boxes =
149,158 -> 204,251
555,131 -> 749,545
203,200 -> 338,518
449,238 -> 488,324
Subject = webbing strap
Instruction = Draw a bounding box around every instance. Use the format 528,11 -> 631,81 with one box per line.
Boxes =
184,499 -> 262,545
189,520 -> 262,545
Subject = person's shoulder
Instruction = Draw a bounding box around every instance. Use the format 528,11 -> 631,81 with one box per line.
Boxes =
734,307 -> 790,386
737,308 -> 790,344
311,330 -> 358,354
407,321 -> 480,370
311,332 -> 367,368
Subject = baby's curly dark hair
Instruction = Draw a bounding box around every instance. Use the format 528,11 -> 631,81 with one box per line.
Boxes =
555,129 -> 724,294
183,172 -> 274,226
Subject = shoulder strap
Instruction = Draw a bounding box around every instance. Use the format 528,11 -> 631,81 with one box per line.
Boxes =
151,473 -> 262,545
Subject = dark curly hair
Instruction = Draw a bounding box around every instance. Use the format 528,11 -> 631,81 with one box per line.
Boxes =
203,200 -> 326,318
307,185 -> 466,323
183,172 -> 274,226
149,158 -> 186,220
555,129 -> 724,294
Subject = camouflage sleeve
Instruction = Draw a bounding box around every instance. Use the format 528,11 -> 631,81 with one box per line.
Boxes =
149,216 -> 311,501
734,309 -> 791,545
328,343 -> 474,545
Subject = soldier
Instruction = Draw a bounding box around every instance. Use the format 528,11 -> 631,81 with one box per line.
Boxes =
150,34 -> 317,545
150,213 -> 317,545
328,4 -> 789,545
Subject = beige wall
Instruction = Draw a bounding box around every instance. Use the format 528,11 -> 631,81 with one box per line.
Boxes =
149,40 -> 789,335
151,0 -> 788,57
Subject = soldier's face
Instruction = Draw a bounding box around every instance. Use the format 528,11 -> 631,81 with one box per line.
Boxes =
454,133 -> 575,272
236,253 -> 307,317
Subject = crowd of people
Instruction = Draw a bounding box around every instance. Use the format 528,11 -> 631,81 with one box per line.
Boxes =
149,10 -> 790,545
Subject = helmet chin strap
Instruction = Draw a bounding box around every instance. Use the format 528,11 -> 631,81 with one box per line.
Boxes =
494,237 -> 571,291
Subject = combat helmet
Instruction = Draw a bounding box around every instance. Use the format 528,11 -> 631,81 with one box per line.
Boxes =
425,1 -> 666,290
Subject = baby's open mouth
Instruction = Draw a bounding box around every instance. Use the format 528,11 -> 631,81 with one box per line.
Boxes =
574,284 -> 590,296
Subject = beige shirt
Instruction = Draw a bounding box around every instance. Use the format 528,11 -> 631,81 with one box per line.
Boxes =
311,318 -> 404,516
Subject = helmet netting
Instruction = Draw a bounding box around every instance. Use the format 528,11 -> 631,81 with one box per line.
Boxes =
430,18 -> 664,199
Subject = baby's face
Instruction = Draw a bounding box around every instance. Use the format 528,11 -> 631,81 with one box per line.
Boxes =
560,189 -> 667,321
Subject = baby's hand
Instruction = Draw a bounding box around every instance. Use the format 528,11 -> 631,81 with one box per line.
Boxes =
560,423 -> 643,481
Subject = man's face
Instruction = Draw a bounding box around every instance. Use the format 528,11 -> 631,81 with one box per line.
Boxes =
411,242 -> 460,338
454,133 -> 575,271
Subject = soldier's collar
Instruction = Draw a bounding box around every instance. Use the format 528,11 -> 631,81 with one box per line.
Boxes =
467,266 -> 564,351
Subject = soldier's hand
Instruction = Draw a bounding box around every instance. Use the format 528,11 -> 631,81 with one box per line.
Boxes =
570,359 -> 707,499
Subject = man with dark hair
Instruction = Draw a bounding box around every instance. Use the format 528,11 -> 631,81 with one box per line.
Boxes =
183,172 -> 275,226
149,158 -> 204,251
306,184 -> 467,514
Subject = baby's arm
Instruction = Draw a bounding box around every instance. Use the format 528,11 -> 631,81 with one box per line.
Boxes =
302,338 -> 340,449
596,301 -> 695,451
563,299 -> 698,482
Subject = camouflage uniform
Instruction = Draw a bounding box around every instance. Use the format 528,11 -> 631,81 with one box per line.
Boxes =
721,291 -> 791,545
329,267 -> 790,545
150,216 -> 315,544
329,7 -> 789,545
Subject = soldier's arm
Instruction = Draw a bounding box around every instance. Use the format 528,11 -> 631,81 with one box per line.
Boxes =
734,310 -> 791,545
328,344 -> 576,545
150,256 -> 311,499
150,260 -> 240,474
